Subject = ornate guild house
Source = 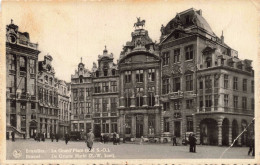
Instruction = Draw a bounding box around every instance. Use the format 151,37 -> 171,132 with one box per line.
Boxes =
5,8 -> 255,146
6,20 -> 40,138
118,18 -> 161,139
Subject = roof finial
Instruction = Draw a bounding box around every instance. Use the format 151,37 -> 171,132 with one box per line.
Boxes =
103,45 -> 108,54
11,19 -> 13,24
80,57 -> 82,63
221,30 -> 223,36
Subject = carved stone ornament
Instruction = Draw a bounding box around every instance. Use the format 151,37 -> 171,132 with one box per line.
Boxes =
171,64 -> 182,75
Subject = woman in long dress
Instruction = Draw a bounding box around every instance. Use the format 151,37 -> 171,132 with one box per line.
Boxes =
86,129 -> 95,151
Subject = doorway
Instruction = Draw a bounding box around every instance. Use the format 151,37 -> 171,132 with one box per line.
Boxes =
136,115 -> 144,138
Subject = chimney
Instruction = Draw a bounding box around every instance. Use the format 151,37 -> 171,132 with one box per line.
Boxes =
221,31 -> 224,44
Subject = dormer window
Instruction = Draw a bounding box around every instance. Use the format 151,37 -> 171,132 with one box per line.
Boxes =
49,77 -> 53,85
79,75 -> 83,83
112,69 -> 116,76
104,69 -> 108,77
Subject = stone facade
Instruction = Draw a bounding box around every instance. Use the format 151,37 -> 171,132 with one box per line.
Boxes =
159,8 -> 254,145
118,23 -> 161,139
6,21 -> 40,138
57,80 -> 71,138
37,55 -> 59,138
71,48 -> 119,137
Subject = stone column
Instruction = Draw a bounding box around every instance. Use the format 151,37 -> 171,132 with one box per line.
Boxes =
218,125 -> 222,146
228,122 -> 232,145
119,73 -> 125,107
143,114 -> 148,136
108,119 -> 111,134
155,69 -> 160,106
237,124 -> 242,146
143,70 -> 148,107
16,102 -> 21,131
26,102 -> 31,138
155,113 -> 161,136
6,98 -> 10,126
131,115 -> 136,138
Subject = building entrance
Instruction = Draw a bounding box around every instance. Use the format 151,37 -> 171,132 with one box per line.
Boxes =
136,115 -> 143,138
29,121 -> 37,138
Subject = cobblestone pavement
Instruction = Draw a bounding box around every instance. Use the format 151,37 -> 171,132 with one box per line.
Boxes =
6,139 -> 254,160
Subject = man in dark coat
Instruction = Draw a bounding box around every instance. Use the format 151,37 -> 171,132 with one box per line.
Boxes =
113,132 -> 116,145
42,132 -> 45,142
55,133 -> 59,142
86,129 -> 94,151
172,135 -> 177,146
191,134 -> 197,153
248,137 -> 255,156
50,132 -> 54,142
11,131 -> 15,142
189,133 -> 193,152
65,132 -> 70,145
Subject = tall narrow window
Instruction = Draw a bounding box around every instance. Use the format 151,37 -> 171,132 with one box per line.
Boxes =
29,59 -> 35,74
86,102 -> 91,114
111,81 -> 117,92
173,77 -> 181,92
242,97 -> 247,109
111,98 -> 117,111
186,99 -> 193,109
243,79 -> 247,92
251,80 -> 254,93
94,83 -> 101,93
162,52 -> 170,66
224,75 -> 229,89
186,75 -> 193,91
185,45 -> 193,60
148,69 -> 155,82
125,89 -> 131,107
173,100 -> 181,110
205,75 -> 212,89
224,94 -> 229,107
233,96 -> 238,109
125,71 -> 132,83
205,95 -> 212,109
164,118 -> 170,132
163,78 -> 170,94
173,49 -> 180,63
103,69 -> 108,77
9,55 -> 16,70
136,87 -> 143,107
136,70 -> 143,82
95,98 -> 100,112
10,75 -> 15,93
148,87 -> 155,106
163,102 -> 169,111
102,98 -> 108,112
73,89 -> 78,101
233,77 -> 238,90
19,56 -> 26,72
86,88 -> 91,97
102,82 -> 109,93
80,88 -> 84,100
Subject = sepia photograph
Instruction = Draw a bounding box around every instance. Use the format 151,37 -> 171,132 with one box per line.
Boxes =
0,0 -> 259,164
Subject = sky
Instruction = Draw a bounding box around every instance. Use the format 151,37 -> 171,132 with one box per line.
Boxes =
2,0 -> 259,82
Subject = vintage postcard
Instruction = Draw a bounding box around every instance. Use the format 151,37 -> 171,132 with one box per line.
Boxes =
0,0 -> 259,164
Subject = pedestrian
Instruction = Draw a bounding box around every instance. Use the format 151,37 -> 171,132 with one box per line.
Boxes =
191,134 -> 197,153
172,135 -> 177,146
100,133 -> 104,143
116,133 -> 120,145
55,133 -> 59,142
140,136 -> 144,145
42,132 -> 45,142
51,132 -> 54,142
248,136 -> 255,156
189,133 -> 193,152
65,131 -> 70,145
11,131 -> 15,142
86,129 -> 95,151
113,132 -> 116,145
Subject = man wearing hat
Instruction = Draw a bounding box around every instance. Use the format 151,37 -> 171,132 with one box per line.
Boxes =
86,129 -> 95,151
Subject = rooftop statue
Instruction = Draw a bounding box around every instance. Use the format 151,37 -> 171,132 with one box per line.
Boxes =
134,17 -> 145,29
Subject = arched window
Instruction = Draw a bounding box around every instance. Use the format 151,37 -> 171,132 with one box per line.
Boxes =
206,57 -> 212,68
